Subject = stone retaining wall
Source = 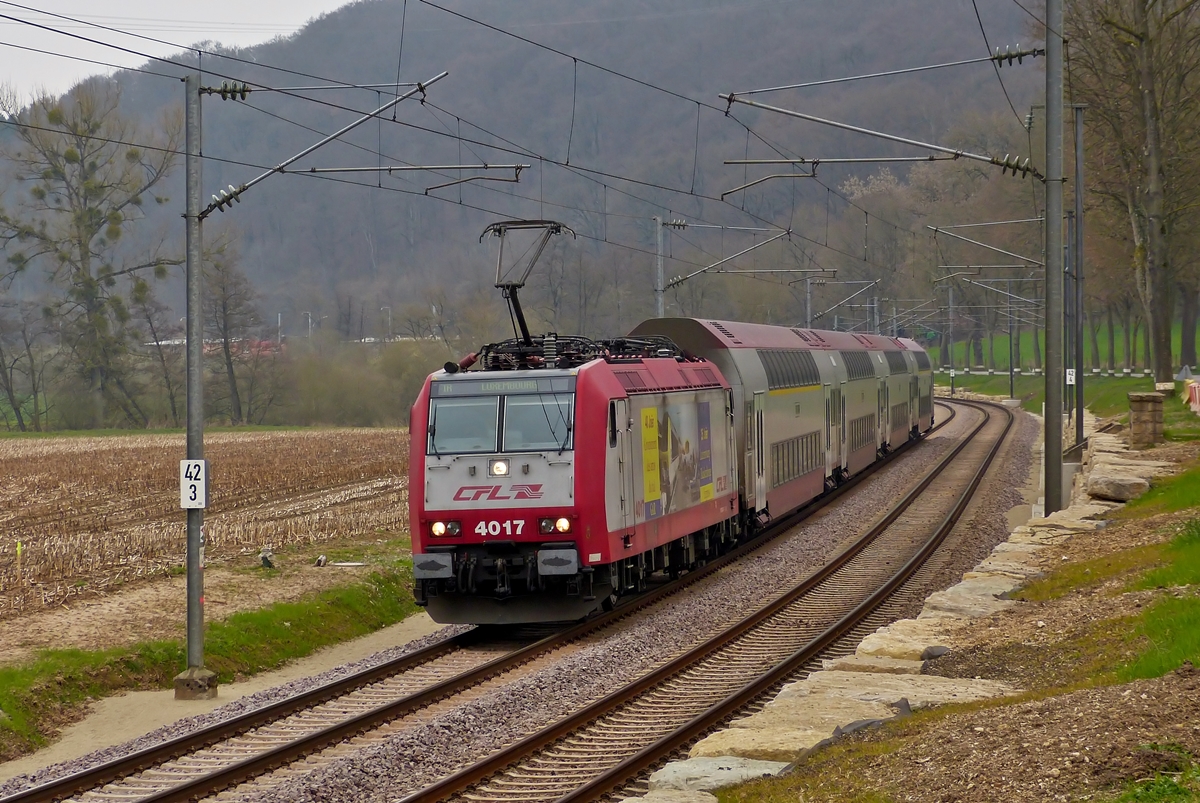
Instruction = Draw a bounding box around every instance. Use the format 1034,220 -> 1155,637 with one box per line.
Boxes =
625,405 -> 1175,800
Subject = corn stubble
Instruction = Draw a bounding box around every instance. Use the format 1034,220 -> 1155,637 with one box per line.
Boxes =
0,429 -> 409,617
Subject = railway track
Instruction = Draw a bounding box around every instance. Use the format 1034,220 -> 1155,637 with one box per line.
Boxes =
399,399 -> 1011,803
2,403 -> 968,803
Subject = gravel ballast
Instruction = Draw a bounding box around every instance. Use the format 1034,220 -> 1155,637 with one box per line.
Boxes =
1,403 -> 1034,803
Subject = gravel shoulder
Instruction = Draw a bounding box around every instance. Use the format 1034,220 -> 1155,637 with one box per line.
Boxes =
0,405 -> 981,800
726,428 -> 1200,803
0,614 -> 445,784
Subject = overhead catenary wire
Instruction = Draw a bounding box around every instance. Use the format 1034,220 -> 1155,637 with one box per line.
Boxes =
0,56 -> 858,285
0,0 -> 427,93
728,47 -> 1044,97
1,4 -> 997,288
968,0 -> 1026,130
4,2 -> 927,269
0,111 -> 734,277
0,37 -> 179,81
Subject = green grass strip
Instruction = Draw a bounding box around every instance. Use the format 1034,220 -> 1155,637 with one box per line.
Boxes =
1106,764 -> 1200,802
1135,520 -> 1200,590
1122,468 -> 1200,518
0,566 -> 418,759
1118,595 -> 1200,682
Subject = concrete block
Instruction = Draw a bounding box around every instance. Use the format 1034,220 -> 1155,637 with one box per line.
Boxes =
821,655 -> 927,674
855,618 -> 957,661
785,670 -> 1017,709
691,695 -> 898,761
1087,472 -> 1150,502
920,584 -> 1018,619
648,757 -> 790,792
617,792 -> 718,803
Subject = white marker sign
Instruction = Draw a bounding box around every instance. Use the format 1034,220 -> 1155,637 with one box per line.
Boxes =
1066,368 -> 1076,386
180,460 -> 208,509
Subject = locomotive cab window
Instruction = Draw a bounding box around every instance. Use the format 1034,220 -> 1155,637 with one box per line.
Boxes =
427,392 -> 575,454
504,394 -> 574,452
428,396 -> 500,454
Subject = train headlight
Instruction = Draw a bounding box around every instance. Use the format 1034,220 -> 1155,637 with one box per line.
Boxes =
539,518 -> 554,534
431,521 -> 446,536
490,459 -> 509,477
430,521 -> 461,537
555,517 -> 572,533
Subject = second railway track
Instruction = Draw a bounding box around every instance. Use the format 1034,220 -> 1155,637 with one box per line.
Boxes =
400,399 -> 1011,803
2,400 -> 1007,803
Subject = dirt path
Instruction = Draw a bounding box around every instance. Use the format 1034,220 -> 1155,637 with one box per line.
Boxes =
0,554 -> 378,666
0,612 -> 443,783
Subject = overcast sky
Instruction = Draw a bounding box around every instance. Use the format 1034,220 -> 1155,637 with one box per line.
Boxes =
0,1 -> 349,99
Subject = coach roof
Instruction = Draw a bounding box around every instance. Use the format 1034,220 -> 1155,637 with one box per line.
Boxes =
630,318 -> 917,353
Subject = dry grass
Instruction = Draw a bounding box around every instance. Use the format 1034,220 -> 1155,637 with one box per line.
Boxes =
0,429 -> 409,617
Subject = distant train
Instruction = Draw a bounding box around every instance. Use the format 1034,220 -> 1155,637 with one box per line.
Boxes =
409,318 -> 934,624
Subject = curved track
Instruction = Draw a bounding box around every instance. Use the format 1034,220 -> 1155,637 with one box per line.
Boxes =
399,399 -> 1011,803
2,405 -> 966,803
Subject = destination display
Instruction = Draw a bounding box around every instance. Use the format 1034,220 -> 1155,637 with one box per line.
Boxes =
433,376 -> 575,396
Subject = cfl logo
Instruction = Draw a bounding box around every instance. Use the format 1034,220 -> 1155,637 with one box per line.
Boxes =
453,484 -> 544,501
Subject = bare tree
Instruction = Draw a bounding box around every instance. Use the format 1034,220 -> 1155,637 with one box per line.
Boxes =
1067,0 -> 1200,380
129,279 -> 183,427
0,83 -> 180,425
203,242 -> 261,426
0,299 -> 56,431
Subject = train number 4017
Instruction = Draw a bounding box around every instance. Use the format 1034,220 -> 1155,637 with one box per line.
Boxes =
475,520 -> 526,536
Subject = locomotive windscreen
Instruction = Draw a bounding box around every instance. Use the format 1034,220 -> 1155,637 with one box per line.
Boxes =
428,396 -> 499,454
503,394 -> 573,451
427,392 -> 574,454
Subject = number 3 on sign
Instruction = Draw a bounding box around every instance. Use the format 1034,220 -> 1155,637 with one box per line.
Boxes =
180,460 -> 208,509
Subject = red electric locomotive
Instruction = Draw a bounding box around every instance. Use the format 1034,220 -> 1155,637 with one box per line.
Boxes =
408,221 -> 933,625
409,334 -> 740,624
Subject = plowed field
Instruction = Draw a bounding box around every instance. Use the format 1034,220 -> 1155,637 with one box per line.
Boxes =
0,429 -> 409,619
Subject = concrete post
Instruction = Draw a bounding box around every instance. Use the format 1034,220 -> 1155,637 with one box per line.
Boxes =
1128,392 -> 1164,449
175,73 -> 217,700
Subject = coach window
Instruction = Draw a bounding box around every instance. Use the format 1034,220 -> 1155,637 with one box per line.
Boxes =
428,396 -> 499,454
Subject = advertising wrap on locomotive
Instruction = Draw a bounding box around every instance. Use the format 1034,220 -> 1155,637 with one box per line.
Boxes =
408,318 -> 934,625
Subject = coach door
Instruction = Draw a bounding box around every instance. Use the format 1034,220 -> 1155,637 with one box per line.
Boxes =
615,399 -> 634,532
910,375 -> 919,430
824,383 -> 843,478
752,391 -> 767,511
839,381 -> 847,468
879,379 -> 888,446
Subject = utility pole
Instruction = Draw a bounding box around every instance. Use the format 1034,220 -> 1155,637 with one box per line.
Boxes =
1045,0 -> 1065,513
1070,208 -> 1080,424
653,216 -> 664,317
176,72 -> 216,700
947,285 -> 954,372
381,306 -> 392,340
806,277 -> 813,328
1074,104 -> 1086,446
1008,279 -> 1015,399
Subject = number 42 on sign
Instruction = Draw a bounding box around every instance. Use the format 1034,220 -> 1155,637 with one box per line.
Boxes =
180,460 -> 208,509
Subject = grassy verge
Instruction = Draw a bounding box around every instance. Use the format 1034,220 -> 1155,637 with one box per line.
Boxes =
935,372 -> 1159,416
0,562 -> 419,761
934,373 -> 1200,439
718,466 -> 1200,803
1121,470 -> 1200,518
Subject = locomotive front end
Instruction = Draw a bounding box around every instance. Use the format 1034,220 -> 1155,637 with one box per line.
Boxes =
412,369 -> 603,624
